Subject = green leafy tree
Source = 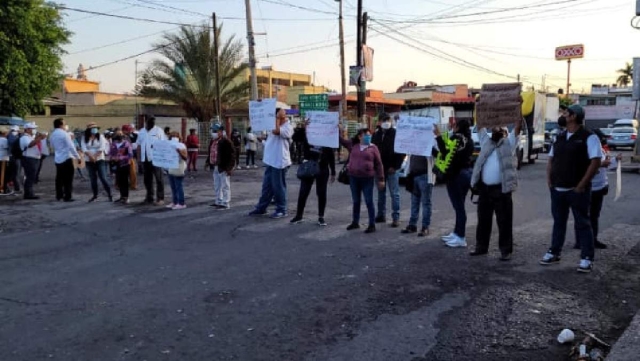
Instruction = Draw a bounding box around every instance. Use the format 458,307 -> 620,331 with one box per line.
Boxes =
134,70 -> 154,96
0,0 -> 70,116
616,62 -> 633,87
143,25 -> 250,122
559,96 -> 573,108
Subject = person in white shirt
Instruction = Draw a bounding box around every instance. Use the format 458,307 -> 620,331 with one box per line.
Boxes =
244,127 -> 258,168
135,117 -> 167,205
0,127 -> 9,193
248,108 -> 293,218
35,132 -> 50,184
82,122 -> 112,202
20,122 -> 46,200
469,118 -> 523,261
49,118 -> 80,202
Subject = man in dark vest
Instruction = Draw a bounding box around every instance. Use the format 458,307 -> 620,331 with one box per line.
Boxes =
539,104 -> 602,273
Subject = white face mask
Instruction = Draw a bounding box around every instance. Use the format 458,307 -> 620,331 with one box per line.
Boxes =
381,122 -> 391,130
171,138 -> 179,143
212,133 -> 219,140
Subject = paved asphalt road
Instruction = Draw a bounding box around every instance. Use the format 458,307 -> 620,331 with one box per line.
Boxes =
1,155 -> 639,361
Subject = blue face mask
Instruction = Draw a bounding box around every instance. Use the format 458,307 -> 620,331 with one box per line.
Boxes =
362,135 -> 372,145
90,128 -> 98,135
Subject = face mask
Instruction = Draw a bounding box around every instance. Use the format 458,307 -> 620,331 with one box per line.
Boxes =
91,128 -> 98,135
362,135 -> 372,145
381,122 -> 391,130
557,116 -> 567,127
491,132 -> 505,143
171,138 -> 179,143
212,133 -> 219,140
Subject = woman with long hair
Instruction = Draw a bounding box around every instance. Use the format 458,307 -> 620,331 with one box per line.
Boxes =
436,119 -> 475,247
339,127 -> 385,233
109,131 -> 133,204
289,124 -> 336,226
82,122 -> 112,202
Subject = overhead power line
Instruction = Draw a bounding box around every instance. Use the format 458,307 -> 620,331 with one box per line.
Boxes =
58,6 -> 209,27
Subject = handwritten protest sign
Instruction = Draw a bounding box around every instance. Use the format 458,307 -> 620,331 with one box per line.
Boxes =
306,111 -> 339,148
152,140 -> 179,169
249,98 -> 277,132
615,161 -> 622,201
394,115 -> 437,156
475,83 -> 522,128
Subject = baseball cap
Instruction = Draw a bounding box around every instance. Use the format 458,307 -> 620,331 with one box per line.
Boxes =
567,104 -> 584,119
9,125 -> 19,132
24,122 -> 38,130
211,123 -> 224,132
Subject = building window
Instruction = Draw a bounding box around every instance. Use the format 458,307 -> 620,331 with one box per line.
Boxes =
584,98 -> 616,106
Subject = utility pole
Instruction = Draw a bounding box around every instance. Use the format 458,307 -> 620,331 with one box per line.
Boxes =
135,59 -> 139,122
356,0 -> 367,125
336,0 -> 347,121
213,12 -> 222,120
566,59 -> 572,97
244,0 -> 258,100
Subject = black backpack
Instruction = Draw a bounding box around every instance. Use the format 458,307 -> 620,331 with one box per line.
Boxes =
10,135 -> 24,160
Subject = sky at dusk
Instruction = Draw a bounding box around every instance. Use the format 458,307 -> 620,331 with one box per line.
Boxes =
60,0 -> 638,96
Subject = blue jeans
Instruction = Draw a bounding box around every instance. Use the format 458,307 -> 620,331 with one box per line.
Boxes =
86,160 -> 111,197
255,166 -> 288,214
168,175 -> 185,205
377,172 -> 400,221
549,188 -> 594,260
349,176 -> 375,226
409,174 -> 433,229
446,168 -> 472,237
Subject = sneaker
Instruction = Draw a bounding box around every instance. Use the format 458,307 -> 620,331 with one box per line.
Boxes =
445,236 -> 467,248
401,225 -> 417,234
166,203 -> 176,209
121,198 -> 130,204
418,228 -> 429,237
290,216 -> 304,224
375,216 -> 386,224
346,223 -> 360,231
594,240 -> 608,249
237,166 -> 242,170
577,259 -> 593,273
154,200 -> 165,206
209,203 -> 220,208
539,252 -> 561,265
317,218 -> 327,226
441,232 -> 456,242
390,220 -> 400,228
500,253 -> 512,261
364,225 -> 376,234
172,204 -> 187,210
216,205 -> 230,210
248,209 -> 267,216
270,212 -> 287,219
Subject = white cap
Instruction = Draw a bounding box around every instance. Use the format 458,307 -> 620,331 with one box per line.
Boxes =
9,125 -> 19,131
24,122 -> 38,130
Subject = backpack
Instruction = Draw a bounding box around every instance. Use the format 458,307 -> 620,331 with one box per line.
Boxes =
10,135 -> 23,160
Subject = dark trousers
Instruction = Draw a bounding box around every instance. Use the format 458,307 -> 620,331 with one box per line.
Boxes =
55,158 -> 75,201
446,168 -> 472,237
234,147 -> 241,168
8,158 -> 21,191
549,188 -> 594,260
349,176 -> 375,226
36,155 -> 47,183
296,170 -> 330,218
143,161 -> 164,202
22,157 -> 39,198
245,150 -> 256,166
187,151 -> 198,171
475,184 -> 513,254
590,186 -> 607,243
86,160 -> 111,197
116,165 -> 130,199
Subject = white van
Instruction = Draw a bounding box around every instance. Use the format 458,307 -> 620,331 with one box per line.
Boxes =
612,119 -> 639,129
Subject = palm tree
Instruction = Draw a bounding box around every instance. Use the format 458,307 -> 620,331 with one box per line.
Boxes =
143,25 -> 250,122
616,62 -> 633,87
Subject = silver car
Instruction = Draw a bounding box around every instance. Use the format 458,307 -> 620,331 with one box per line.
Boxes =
607,127 -> 637,150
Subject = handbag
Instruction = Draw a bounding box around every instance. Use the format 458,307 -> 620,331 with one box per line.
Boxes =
297,160 -> 319,180
337,163 -> 350,185
168,158 -> 187,176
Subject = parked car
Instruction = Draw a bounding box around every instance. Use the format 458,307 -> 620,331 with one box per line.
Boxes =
544,121 -> 562,152
607,127 -> 638,150
612,119 -> 639,129
600,128 -> 613,137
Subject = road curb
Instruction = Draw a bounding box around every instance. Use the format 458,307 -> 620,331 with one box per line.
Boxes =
606,311 -> 640,360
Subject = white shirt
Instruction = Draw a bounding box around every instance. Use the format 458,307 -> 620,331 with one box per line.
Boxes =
549,132 -> 603,191
262,121 -> 293,169
81,135 -> 107,162
479,129 -> 518,186
592,147 -> 618,191
39,139 -> 50,156
0,137 -> 9,161
20,134 -> 41,159
136,126 -> 167,162
50,128 -> 79,164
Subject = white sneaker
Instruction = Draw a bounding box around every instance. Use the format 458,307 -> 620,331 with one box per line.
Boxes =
237,166 -> 242,170
445,236 -> 467,248
577,259 -> 593,273
441,232 -> 456,242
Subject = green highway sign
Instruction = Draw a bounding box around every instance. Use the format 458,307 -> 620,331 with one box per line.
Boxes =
299,94 -> 329,118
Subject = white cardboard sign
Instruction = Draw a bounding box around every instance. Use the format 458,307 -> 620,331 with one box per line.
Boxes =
152,140 -> 179,169
394,115 -> 437,156
306,111 -> 339,148
249,98 -> 277,132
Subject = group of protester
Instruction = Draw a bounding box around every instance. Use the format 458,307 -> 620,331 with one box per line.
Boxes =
0,103 -> 620,273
